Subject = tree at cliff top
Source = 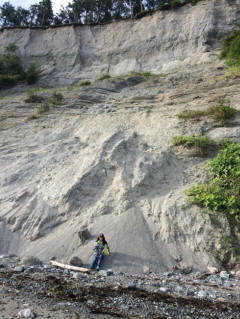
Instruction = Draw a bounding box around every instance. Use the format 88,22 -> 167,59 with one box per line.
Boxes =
0,0 -> 199,27
35,0 -> 54,26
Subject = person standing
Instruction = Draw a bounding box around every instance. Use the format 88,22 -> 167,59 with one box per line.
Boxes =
90,233 -> 110,270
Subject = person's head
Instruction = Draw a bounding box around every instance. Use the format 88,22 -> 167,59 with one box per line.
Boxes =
97,233 -> 106,243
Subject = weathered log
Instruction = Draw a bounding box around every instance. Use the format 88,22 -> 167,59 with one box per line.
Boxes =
50,260 -> 89,273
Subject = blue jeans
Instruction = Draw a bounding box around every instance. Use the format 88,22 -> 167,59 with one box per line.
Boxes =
90,253 -> 104,269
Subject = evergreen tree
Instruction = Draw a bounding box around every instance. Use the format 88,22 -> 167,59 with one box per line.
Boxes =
0,2 -> 17,26
36,0 -> 54,26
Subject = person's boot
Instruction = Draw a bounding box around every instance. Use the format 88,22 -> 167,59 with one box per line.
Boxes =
96,266 -> 100,271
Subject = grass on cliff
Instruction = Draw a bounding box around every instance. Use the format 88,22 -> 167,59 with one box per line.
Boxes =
96,74 -> 111,82
172,135 -> 216,154
49,91 -> 63,105
178,97 -> 237,124
186,142 -> 240,221
24,92 -> 44,103
219,24 -> 240,78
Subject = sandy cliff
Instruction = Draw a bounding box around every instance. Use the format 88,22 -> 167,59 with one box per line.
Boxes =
1,0 -> 240,273
0,0 -> 239,85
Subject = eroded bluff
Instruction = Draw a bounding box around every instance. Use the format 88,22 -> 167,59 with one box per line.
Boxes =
0,0 -> 239,85
0,0 -> 240,273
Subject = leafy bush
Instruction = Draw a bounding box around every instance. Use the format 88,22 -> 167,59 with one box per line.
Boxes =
37,102 -> 50,114
0,43 -> 24,77
219,24 -> 240,67
25,62 -> 40,84
0,44 -> 40,88
186,143 -> 240,219
172,135 -> 216,151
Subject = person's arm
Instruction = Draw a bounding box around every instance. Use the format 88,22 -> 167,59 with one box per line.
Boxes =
105,243 -> 110,255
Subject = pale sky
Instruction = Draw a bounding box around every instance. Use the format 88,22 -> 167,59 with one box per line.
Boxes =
0,0 -> 71,13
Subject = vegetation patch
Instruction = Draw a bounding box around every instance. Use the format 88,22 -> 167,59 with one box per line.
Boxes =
37,102 -> 50,114
219,24 -> 240,78
74,81 -> 91,87
0,43 -> 40,89
172,135 -> 216,154
135,71 -> 153,78
26,114 -> 40,121
25,62 -> 40,84
24,92 -> 44,103
178,97 -> 237,124
186,143 -> 240,221
96,74 -> 111,82
49,91 -> 63,105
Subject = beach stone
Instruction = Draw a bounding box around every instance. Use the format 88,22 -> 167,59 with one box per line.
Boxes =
68,256 -> 83,267
72,272 -> 86,279
197,290 -> 207,298
106,269 -> 113,276
220,271 -> 229,280
18,309 -> 35,318
14,266 -> 24,272
143,265 -> 150,274
186,290 -> 195,296
43,263 -> 51,269
21,256 -> 42,266
126,282 -> 136,290
159,287 -> 170,293
207,266 -> 219,274
175,286 -> 185,293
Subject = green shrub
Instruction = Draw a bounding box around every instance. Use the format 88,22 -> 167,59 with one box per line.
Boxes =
170,0 -> 181,9
96,74 -> 111,81
0,43 -> 24,77
208,97 -> 237,124
178,109 -> 208,120
74,80 -> 91,87
25,62 -> 40,84
219,24 -> 240,67
225,65 -> 240,79
26,114 -> 40,120
0,74 -> 19,88
186,143 -> 240,219
172,135 -> 216,151
24,92 -> 44,103
37,102 -> 50,114
177,97 -> 237,124
50,91 -> 63,105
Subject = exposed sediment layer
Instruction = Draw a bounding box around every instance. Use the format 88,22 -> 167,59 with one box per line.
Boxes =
0,0 -> 239,85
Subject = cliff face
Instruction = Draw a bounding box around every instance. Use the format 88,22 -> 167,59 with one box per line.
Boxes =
0,0 -> 239,85
1,0 -> 240,274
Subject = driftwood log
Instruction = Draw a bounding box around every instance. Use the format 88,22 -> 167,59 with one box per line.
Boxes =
50,260 -> 89,273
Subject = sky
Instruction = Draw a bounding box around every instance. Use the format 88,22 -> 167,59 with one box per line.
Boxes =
0,0 -> 71,13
